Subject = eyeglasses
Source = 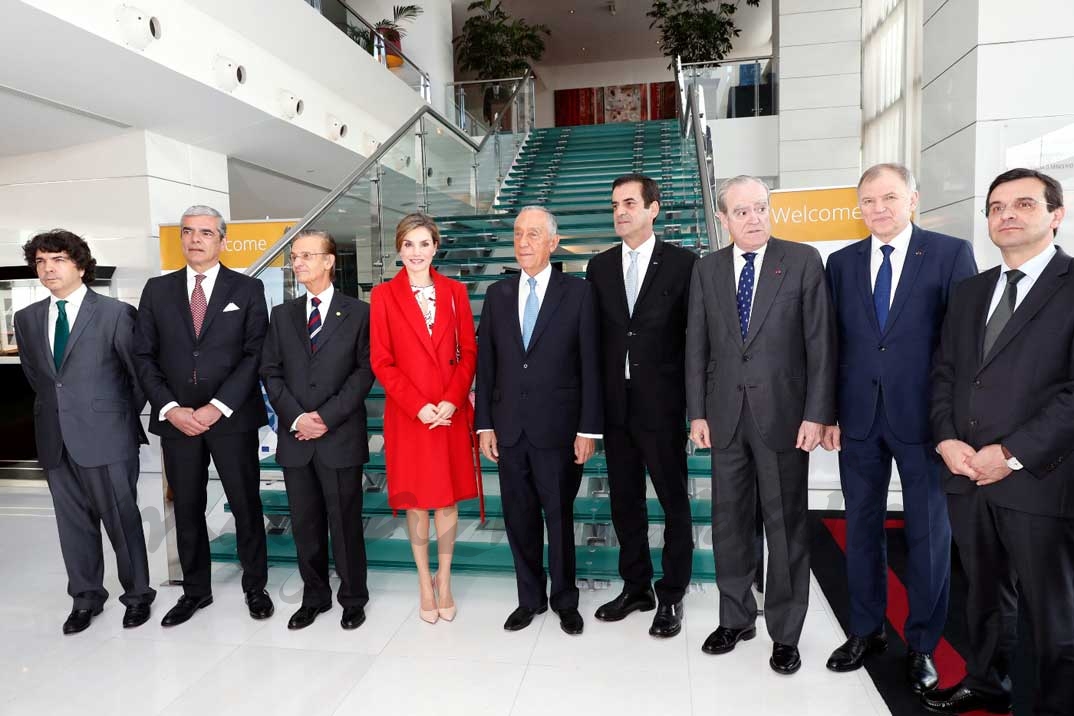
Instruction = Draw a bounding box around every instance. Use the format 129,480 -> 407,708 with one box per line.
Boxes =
982,198 -> 1052,217
289,252 -> 330,262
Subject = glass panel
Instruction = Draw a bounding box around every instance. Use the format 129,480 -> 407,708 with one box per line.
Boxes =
684,59 -> 776,120
421,114 -> 478,217
374,119 -> 425,283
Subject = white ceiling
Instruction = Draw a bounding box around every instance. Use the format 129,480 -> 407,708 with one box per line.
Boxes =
452,0 -> 773,67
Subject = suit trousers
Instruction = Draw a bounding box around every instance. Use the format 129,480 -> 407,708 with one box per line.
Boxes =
282,454 -> 368,609
710,398 -> 810,645
45,449 -> 155,610
948,491 -> 1074,716
162,430 -> 267,597
839,393 -> 951,651
498,435 -> 582,612
605,388 -> 693,603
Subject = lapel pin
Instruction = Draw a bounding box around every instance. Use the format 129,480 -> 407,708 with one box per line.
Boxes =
915,250 -> 924,256
336,311 -> 341,316
774,268 -> 783,276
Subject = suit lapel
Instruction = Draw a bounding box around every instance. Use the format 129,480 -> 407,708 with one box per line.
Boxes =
389,270 -> 437,358
32,299 -> 56,377
608,249 -> 631,320
853,238 -> 881,335
883,227 -> 927,335
526,269 -> 564,354
172,269 -> 197,343
505,276 -> 524,353
291,297 -> 312,358
743,240 -> 787,349
632,240 -> 664,311
196,265 -> 234,339
314,293 -> 349,353
713,247 -> 740,341
980,249 -> 1070,370
970,266 -> 1001,367
58,289 -> 98,372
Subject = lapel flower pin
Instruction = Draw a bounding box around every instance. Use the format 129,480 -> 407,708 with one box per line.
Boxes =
774,268 -> 783,276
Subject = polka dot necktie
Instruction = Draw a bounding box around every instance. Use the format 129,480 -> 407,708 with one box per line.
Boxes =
737,252 -> 756,341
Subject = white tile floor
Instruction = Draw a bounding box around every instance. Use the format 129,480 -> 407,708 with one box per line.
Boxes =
0,479 -> 892,716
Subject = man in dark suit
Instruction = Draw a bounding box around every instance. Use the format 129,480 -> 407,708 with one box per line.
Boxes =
822,163 -> 977,693
925,168 -> 1074,715
476,206 -> 602,636
686,175 -> 836,674
586,173 -> 696,638
15,230 -> 155,634
133,205 -> 273,627
260,230 -> 373,631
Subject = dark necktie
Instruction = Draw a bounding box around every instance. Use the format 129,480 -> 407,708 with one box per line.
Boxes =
982,269 -> 1026,357
874,244 -> 894,330
53,299 -> 69,371
190,273 -> 207,338
308,296 -> 322,352
736,252 -> 756,340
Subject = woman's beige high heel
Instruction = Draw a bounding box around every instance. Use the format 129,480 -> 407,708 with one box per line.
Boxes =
433,572 -> 456,622
419,578 -> 438,624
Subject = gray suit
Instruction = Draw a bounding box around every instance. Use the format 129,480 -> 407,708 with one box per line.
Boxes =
685,237 -> 836,644
15,288 -> 155,610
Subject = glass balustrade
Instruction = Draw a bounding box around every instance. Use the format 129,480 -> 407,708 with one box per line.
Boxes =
682,57 -> 777,121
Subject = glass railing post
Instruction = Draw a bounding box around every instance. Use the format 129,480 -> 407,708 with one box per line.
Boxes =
371,163 -> 386,286
418,116 -> 430,213
421,74 -> 431,104
753,60 -> 761,117
455,86 -> 467,129
373,33 -> 386,66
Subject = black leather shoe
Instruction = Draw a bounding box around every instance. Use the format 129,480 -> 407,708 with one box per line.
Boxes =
503,604 -> 547,631
341,606 -> 366,631
907,650 -> 939,694
770,642 -> 802,675
161,595 -> 213,627
826,630 -> 888,672
594,589 -> 656,622
701,625 -> 756,655
921,682 -> 1011,714
245,589 -> 274,620
648,601 -> 683,638
287,604 -> 330,630
556,608 -> 584,635
62,606 -> 102,635
122,604 -> 152,629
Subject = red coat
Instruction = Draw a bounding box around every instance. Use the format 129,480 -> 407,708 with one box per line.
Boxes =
370,269 -> 479,510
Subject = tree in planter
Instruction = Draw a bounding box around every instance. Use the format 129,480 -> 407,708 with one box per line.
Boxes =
454,0 -> 549,123
647,0 -> 761,67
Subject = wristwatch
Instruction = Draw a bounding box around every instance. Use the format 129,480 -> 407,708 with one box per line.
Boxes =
1001,445 -> 1023,471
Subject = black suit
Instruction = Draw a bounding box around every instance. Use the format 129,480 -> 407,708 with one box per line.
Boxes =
475,268 -> 602,611
260,290 -> 373,608
586,240 -> 696,604
133,265 -> 269,598
931,246 -> 1074,715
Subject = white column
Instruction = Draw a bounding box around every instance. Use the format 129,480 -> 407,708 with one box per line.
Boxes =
778,0 -> 863,188
919,0 -> 1074,267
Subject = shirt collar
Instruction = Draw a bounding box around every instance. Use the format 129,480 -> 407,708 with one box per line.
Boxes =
1002,243 -> 1057,282
307,283 -> 335,308
871,222 -> 914,255
520,263 -> 554,290
733,241 -> 768,261
622,234 -> 656,261
50,282 -> 88,308
187,263 -> 221,282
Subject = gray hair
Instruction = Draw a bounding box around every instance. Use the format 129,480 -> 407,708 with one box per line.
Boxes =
715,176 -> 771,213
294,228 -> 337,257
517,205 -> 558,236
181,205 -> 227,238
858,163 -> 917,193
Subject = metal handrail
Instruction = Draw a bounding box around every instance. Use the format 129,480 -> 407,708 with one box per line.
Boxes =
675,56 -> 720,253
331,0 -> 430,88
446,76 -> 525,87
681,54 -> 773,67
244,71 -> 533,276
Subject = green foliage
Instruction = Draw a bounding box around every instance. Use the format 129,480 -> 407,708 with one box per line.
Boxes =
647,0 -> 761,67
454,0 -> 550,80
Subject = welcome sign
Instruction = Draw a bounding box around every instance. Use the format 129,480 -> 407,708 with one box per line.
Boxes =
769,186 -> 868,243
159,219 -> 295,270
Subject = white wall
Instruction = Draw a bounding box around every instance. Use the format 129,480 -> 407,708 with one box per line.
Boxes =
709,116 -> 780,179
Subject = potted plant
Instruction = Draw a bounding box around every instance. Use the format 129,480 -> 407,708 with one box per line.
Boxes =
647,0 -> 760,67
376,4 -> 423,68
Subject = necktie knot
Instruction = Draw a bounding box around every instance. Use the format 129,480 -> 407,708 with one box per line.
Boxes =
311,296 -> 321,307
195,273 -> 205,285
1005,269 -> 1025,286
527,277 -> 537,293
56,299 -> 68,314
628,250 -> 638,264
743,252 -> 757,264
880,245 -> 894,258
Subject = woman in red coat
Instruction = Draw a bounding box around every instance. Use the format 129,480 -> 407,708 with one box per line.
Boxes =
370,213 -> 478,624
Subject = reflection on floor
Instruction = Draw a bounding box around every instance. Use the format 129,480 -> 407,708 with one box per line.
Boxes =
0,479 -> 891,716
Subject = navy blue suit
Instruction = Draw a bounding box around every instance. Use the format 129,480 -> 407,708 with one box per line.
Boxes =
826,225 -> 976,651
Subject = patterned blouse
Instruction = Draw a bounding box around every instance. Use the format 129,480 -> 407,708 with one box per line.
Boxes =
411,284 -> 436,334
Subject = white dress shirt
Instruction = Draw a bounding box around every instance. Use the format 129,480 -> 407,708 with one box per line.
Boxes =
986,244 -> 1057,320
733,241 -> 768,324
159,262 -> 233,421
291,284 -> 335,431
622,234 -> 656,379
47,282 -> 88,355
869,222 -> 914,307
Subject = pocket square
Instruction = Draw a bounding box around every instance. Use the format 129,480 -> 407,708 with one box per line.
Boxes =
223,302 -> 240,312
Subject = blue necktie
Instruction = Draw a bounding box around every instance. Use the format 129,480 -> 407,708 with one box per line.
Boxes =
736,252 -> 756,341
874,244 -> 894,330
625,250 -> 639,316
522,277 -> 539,349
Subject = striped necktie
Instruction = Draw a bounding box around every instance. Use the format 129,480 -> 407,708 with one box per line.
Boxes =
308,296 -> 322,352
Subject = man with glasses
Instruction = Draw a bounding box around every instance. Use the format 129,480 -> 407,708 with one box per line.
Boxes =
686,175 -> 836,673
134,205 -> 273,627
261,230 -> 374,631
925,168 -> 1074,715
822,164 -> 976,694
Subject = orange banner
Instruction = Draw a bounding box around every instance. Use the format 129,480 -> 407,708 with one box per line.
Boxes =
159,220 -> 294,270
769,186 -> 867,243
